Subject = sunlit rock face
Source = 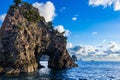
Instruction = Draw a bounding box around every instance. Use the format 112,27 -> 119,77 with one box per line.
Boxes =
0,2 -> 77,74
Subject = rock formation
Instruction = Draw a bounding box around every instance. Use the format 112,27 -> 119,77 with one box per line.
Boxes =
72,55 -> 77,61
0,2 -> 77,74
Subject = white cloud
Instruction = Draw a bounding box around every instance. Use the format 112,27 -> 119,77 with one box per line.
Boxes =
54,25 -> 65,33
108,54 -> 120,58
67,42 -> 73,48
98,44 -> 103,47
114,0 -> 120,11
72,17 -> 77,21
32,1 -> 56,22
104,41 -> 120,54
70,44 -> 97,56
89,0 -> 113,7
92,32 -> 98,35
0,13 -> 6,22
54,25 -> 71,36
68,41 -> 120,61
64,30 -> 71,36
89,0 -> 120,11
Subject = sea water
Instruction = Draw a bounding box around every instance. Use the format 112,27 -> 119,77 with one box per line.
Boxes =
0,61 -> 120,80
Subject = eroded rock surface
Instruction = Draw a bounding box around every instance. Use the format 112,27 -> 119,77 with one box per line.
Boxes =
0,2 -> 77,74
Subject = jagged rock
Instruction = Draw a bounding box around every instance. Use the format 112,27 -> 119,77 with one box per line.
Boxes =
0,2 -> 77,74
72,55 -> 77,61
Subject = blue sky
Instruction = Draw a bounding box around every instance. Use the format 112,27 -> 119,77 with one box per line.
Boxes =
0,0 -> 120,45
0,0 -> 120,60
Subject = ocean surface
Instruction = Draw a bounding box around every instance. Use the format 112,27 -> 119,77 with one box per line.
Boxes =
0,61 -> 120,80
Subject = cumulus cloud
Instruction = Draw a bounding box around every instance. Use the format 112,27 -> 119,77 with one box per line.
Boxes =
108,54 -> 120,58
54,25 -> 71,36
32,1 -> 56,22
72,17 -> 77,21
98,44 -> 103,48
0,13 -> 6,22
104,41 -> 120,54
70,44 -> 98,57
64,30 -> 71,36
114,0 -> 120,11
68,41 -> 120,61
67,42 -> 73,48
89,0 -> 120,11
54,25 -> 65,33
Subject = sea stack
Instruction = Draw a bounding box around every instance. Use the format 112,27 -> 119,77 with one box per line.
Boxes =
0,1 -> 77,74
72,55 -> 77,61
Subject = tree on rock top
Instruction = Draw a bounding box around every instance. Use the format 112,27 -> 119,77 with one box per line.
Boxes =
14,0 -> 22,6
46,22 -> 54,31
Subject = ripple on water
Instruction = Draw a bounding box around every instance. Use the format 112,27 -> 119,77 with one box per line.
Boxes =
0,61 -> 120,80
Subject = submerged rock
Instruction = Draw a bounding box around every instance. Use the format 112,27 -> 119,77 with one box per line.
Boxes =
0,2 -> 77,74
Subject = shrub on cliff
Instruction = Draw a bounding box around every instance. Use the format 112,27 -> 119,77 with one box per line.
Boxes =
46,22 -> 54,31
14,0 -> 22,6
19,2 -> 44,22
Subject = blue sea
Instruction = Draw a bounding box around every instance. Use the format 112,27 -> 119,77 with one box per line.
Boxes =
0,61 -> 120,80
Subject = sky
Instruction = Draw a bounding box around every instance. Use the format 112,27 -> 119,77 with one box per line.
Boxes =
0,0 -> 120,61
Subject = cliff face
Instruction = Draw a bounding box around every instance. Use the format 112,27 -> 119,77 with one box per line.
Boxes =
0,2 -> 77,74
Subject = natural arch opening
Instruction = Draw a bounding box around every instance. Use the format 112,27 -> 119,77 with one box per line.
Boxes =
39,55 -> 49,68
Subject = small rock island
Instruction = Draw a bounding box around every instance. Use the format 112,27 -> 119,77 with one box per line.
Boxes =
0,0 -> 77,74
72,55 -> 77,61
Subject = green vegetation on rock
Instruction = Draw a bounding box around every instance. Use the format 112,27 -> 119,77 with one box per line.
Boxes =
46,22 -> 54,31
11,2 -> 45,23
14,0 -> 22,6
20,2 -> 44,22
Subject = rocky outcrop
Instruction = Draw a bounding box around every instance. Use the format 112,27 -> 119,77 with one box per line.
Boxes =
0,2 -> 77,74
72,55 -> 77,61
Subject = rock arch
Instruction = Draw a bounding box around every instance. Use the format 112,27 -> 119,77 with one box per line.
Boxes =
0,3 -> 77,74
